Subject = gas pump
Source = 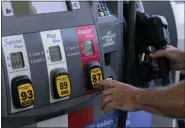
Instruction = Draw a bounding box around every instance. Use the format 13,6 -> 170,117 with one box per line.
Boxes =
1,1 -> 182,128
1,1 -> 126,128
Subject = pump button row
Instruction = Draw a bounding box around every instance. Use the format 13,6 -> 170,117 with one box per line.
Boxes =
11,61 -> 104,109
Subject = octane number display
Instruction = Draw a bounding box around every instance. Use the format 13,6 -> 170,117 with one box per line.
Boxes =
18,83 -> 34,107
90,68 -> 103,88
56,75 -> 71,97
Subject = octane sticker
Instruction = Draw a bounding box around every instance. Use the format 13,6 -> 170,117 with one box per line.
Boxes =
18,83 -> 34,107
56,75 -> 71,97
90,68 -> 103,88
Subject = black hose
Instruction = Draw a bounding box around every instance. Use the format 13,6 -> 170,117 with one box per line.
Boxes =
119,2 -> 137,128
125,1 -> 137,84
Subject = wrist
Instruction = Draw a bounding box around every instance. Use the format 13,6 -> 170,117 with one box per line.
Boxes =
134,88 -> 145,111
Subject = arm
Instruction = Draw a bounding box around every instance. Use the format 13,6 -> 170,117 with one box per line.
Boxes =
98,80 -> 185,118
99,46 -> 185,118
136,80 -> 185,118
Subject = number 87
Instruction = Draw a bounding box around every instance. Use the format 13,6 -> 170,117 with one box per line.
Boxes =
92,73 -> 101,83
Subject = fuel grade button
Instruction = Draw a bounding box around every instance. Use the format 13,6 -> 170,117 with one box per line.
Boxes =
86,61 -> 103,89
53,70 -> 71,98
11,76 -> 34,108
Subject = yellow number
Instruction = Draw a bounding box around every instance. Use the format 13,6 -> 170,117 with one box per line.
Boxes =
18,84 -> 34,107
56,75 -> 71,97
90,68 -> 103,88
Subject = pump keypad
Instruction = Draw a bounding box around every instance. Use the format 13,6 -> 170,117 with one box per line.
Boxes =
53,71 -> 71,98
86,61 -> 103,89
11,76 -> 34,108
98,1 -> 113,17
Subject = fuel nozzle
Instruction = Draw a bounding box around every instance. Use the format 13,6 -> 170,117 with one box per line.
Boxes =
136,11 -> 171,85
146,15 -> 171,85
146,15 -> 170,49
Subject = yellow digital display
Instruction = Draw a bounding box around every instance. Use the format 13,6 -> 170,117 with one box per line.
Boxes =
90,68 -> 103,88
56,74 -> 71,97
18,83 -> 34,107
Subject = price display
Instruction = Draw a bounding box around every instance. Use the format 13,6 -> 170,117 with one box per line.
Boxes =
90,68 -> 103,88
49,46 -> 62,62
10,52 -> 25,70
83,40 -> 94,56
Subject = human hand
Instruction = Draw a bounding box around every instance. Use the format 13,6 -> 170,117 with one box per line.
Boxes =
150,45 -> 185,70
98,80 -> 141,113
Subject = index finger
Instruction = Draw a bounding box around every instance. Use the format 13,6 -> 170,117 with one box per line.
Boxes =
97,80 -> 116,89
149,50 -> 167,58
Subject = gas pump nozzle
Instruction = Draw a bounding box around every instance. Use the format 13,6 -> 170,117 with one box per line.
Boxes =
136,11 -> 171,85
147,15 -> 171,85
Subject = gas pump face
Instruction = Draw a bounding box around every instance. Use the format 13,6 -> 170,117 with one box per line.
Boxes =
1,1 -> 125,128
1,1 -> 179,128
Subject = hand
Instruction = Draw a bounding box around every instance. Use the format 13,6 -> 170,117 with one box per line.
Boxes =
98,80 -> 141,113
150,45 -> 185,70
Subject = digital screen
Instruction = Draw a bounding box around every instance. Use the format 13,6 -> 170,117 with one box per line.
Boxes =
49,46 -> 62,62
83,41 -> 94,56
10,52 -> 25,70
11,1 -> 68,16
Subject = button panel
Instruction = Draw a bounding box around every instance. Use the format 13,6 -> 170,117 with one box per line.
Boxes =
40,30 -> 69,103
2,34 -> 32,113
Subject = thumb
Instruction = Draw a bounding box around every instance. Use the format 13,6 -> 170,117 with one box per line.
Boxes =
149,50 -> 167,58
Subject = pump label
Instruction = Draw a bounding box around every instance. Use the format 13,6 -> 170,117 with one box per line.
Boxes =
90,68 -> 103,88
56,75 -> 71,97
18,84 -> 34,107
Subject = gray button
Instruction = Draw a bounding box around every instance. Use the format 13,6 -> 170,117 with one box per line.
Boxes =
106,77 -> 113,80
71,1 -> 80,10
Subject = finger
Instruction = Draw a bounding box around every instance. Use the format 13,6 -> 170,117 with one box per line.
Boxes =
170,63 -> 185,70
101,95 -> 113,109
102,101 -> 115,113
102,88 -> 117,97
97,80 -> 116,88
149,50 -> 167,58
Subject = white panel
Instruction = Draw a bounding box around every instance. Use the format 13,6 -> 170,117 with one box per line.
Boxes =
2,35 -> 33,113
37,114 -> 68,127
40,30 -> 69,103
2,1 -> 14,16
31,2 -> 68,14
71,1 -> 80,10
